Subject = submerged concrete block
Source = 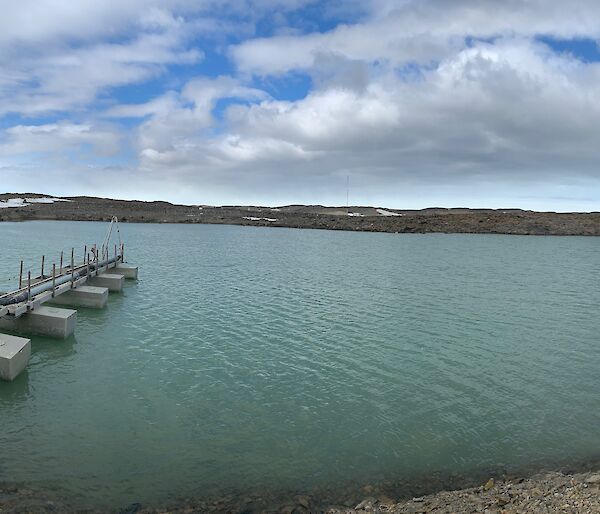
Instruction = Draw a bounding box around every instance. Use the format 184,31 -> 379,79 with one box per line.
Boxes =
0,334 -> 31,381
49,285 -> 109,309
0,306 -> 77,339
88,273 -> 124,292
112,263 -> 138,280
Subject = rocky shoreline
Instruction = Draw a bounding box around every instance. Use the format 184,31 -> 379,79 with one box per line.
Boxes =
2,468 -> 600,513
1,193 -> 599,236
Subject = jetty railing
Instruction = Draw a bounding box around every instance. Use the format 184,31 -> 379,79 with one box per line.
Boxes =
0,219 -> 138,382
0,243 -> 124,306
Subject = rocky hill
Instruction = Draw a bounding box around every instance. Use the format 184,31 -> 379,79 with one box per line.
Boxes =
1,193 -> 599,236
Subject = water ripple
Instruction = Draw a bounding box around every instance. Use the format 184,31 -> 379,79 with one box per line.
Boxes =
0,223 -> 599,509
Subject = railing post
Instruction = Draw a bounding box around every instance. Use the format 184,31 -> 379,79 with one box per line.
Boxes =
41,255 -> 45,278
27,272 -> 31,302
71,248 -> 74,287
19,260 -> 23,289
60,251 -> 63,274
52,264 -> 56,297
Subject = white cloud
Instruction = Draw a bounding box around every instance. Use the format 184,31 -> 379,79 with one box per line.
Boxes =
104,92 -> 181,119
2,0 -> 600,210
231,0 -> 600,75
0,122 -> 121,157
128,76 -> 270,153
0,0 -> 321,117
0,23 -> 202,117
126,37 -> 600,208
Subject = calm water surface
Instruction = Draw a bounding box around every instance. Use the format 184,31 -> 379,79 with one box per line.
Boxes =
0,221 -> 599,508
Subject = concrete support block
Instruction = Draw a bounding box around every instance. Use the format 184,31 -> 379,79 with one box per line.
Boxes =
88,273 -> 124,292
0,306 -> 77,339
49,285 -> 109,309
111,263 -> 138,280
0,334 -> 31,381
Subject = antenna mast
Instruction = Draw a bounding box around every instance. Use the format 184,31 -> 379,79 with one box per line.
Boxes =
346,175 -> 349,211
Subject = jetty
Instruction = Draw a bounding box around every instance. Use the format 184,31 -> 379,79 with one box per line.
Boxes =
0,218 -> 138,381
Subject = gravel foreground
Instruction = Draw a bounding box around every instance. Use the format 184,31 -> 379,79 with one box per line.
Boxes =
324,471 -> 600,514
1,470 -> 599,513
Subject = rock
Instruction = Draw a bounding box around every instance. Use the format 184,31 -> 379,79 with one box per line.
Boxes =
355,498 -> 375,510
484,478 -> 495,491
585,474 -> 600,484
295,495 -> 310,509
118,502 -> 142,514
378,495 -> 394,506
496,495 -> 510,506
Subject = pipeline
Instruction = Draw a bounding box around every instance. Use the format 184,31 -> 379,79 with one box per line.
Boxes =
0,255 -> 121,307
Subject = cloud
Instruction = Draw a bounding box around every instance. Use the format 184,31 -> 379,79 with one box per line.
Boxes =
231,0 -> 600,75
108,76 -> 269,156
128,37 -> 600,208
0,20 -> 202,117
0,122 -> 121,157
2,0 -> 600,209
0,0 -> 324,118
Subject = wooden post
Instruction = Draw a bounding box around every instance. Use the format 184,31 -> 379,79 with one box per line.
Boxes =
27,272 -> 31,302
52,264 -> 56,297
19,260 -> 23,289
71,248 -> 74,287
41,255 -> 45,278
60,251 -> 63,274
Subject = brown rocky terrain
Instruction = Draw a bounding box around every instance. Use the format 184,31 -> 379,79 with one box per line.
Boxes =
1,193 -> 599,236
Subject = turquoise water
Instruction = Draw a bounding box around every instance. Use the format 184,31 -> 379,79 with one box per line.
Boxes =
1,221 -> 599,509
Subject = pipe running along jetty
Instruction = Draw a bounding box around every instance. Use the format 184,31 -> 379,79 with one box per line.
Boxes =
0,217 -> 139,381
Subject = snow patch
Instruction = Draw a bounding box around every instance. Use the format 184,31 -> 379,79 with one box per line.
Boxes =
0,197 -> 72,209
377,209 -> 402,217
347,212 -> 364,217
243,216 -> 277,222
26,197 -> 71,204
0,198 -> 27,209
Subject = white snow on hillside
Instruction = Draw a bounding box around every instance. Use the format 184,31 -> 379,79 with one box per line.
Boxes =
377,209 -> 402,217
243,216 -> 277,222
0,197 -> 72,209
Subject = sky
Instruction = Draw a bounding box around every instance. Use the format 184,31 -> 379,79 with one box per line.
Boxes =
1,0 -> 600,211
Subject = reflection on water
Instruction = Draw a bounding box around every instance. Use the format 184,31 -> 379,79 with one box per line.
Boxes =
1,221 -> 599,510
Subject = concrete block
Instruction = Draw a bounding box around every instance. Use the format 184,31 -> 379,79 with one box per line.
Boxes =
0,306 -> 77,339
88,273 -> 124,292
0,334 -> 31,381
49,285 -> 109,309
112,263 -> 138,280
